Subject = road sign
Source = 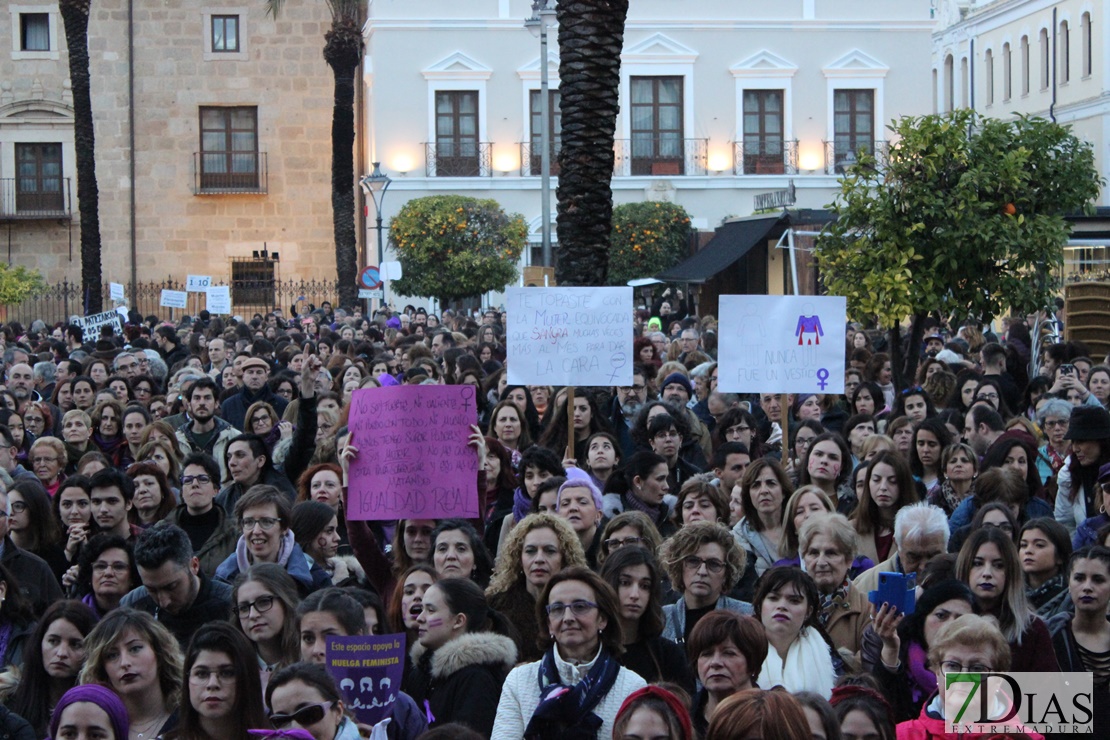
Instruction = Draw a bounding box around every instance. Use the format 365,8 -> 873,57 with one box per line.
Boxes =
359,266 -> 382,290
358,288 -> 384,299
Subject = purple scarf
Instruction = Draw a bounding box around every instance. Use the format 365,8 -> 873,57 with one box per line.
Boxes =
513,487 -> 532,523
906,640 -> 936,703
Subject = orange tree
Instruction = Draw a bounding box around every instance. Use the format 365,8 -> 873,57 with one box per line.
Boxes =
389,195 -> 528,304
607,201 -> 692,286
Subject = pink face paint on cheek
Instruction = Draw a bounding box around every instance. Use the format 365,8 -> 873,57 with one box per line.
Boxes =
424,618 -> 445,629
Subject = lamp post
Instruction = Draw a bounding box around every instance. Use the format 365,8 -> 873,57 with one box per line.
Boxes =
526,0 -> 557,270
359,162 -> 392,310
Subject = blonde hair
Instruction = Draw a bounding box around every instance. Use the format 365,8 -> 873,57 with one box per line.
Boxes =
486,513 -> 586,596
62,408 -> 92,430
927,613 -> 1011,673
79,608 -> 183,712
859,434 -> 897,460
780,485 -> 835,559
799,512 -> 860,562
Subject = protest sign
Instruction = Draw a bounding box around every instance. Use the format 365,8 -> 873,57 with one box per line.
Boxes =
346,385 -> 478,520
186,275 -> 212,292
504,286 -> 633,386
206,285 -> 231,315
74,311 -> 123,343
326,634 -> 406,726
109,283 -> 125,302
159,289 -> 187,309
717,295 -> 847,394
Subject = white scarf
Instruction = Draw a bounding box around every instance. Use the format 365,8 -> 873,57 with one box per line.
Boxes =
757,626 -> 837,698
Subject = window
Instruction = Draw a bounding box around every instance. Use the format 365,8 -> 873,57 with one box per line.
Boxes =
433,91 -> 480,176
1020,36 -> 1029,95
211,15 -> 239,53
1081,13 -> 1092,77
231,258 -> 275,308
1002,43 -> 1012,101
985,50 -> 994,105
528,89 -> 561,176
198,106 -> 259,191
19,12 -> 48,51
960,57 -> 969,107
943,55 -> 954,112
1060,21 -> 1070,83
832,89 -> 874,172
630,76 -> 684,175
742,90 -> 785,174
15,143 -> 63,213
1039,29 -> 1050,89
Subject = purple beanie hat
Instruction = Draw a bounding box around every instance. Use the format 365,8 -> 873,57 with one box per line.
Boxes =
49,685 -> 129,740
557,466 -> 604,510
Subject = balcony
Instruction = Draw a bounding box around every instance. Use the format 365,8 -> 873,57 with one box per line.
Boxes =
519,141 -> 562,177
193,151 -> 268,194
0,178 -> 71,221
614,137 -> 708,177
824,140 -> 888,175
423,142 -> 493,177
733,140 -> 799,175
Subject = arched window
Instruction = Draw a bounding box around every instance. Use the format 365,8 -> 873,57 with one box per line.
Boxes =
1002,43 -> 1012,101
1020,36 -> 1030,95
1039,28 -> 1050,89
1059,20 -> 1070,83
1080,12 -> 1092,78
985,49 -> 994,105
944,55 -> 954,112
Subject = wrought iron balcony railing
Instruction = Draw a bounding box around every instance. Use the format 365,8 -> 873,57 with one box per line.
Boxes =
824,140 -> 889,175
423,142 -> 493,177
0,177 -> 71,220
733,140 -> 798,175
193,151 -> 268,194
519,141 -> 562,177
613,137 -> 708,177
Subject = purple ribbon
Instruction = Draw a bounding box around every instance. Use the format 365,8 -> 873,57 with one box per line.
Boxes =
249,730 -> 316,740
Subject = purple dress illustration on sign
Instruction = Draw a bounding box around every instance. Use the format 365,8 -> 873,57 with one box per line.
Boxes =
796,314 -> 823,345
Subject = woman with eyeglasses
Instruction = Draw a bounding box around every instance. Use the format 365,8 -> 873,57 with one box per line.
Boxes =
487,513 -> 587,663
600,546 -> 694,694
174,622 -> 269,740
229,564 -> 301,686
7,478 -> 68,580
596,511 -> 663,569
22,400 -> 52,441
74,534 -> 140,618
784,419 -> 822,484
713,408 -> 763,459
244,401 -> 282,453
492,567 -> 646,740
266,662 -> 361,740
660,522 -> 752,644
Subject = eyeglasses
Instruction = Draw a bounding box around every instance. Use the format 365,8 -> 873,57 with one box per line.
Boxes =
682,555 -> 726,574
975,392 -> 999,401
233,595 -> 276,616
92,561 -> 129,573
940,661 -> 993,674
546,600 -> 599,619
270,702 -> 333,729
8,501 -> 26,514
1042,419 -> 1068,428
983,521 -> 1014,533
189,666 -> 236,684
241,517 -> 280,532
182,474 -> 212,486
653,430 -> 680,441
31,456 -> 59,464
620,385 -> 646,393
604,536 -> 644,550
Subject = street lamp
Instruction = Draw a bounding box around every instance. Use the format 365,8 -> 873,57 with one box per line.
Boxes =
525,0 -> 557,269
359,162 -> 392,308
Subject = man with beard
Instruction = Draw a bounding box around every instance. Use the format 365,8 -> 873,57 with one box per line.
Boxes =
6,363 -> 39,410
175,377 -> 239,483
610,365 -> 648,457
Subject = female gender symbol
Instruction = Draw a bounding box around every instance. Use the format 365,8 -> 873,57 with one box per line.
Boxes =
816,368 -> 830,390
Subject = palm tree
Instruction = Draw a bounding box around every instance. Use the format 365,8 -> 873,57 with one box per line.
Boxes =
267,0 -> 363,308
59,0 -> 103,313
554,0 -> 630,286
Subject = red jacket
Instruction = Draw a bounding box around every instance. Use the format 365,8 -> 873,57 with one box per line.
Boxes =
896,699 -> 1045,740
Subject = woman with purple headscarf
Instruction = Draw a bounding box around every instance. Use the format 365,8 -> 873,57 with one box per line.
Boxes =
48,684 -> 129,740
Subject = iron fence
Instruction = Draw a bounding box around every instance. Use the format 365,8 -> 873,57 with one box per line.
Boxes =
423,142 -> 493,177
518,141 -> 562,177
824,140 -> 889,175
613,138 -> 708,177
3,277 -> 340,327
0,178 -> 72,220
192,152 -> 268,195
733,140 -> 799,175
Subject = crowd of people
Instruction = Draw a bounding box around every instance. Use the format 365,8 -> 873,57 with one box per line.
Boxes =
0,297 -> 1105,740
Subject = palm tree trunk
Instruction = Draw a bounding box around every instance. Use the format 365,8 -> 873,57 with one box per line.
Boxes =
323,20 -> 361,309
554,0 -> 630,287
59,0 -> 103,313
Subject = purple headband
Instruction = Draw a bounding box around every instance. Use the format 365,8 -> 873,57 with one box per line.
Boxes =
556,467 -> 604,510
49,685 -> 129,740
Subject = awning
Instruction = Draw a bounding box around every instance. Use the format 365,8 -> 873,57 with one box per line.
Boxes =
656,213 -> 786,284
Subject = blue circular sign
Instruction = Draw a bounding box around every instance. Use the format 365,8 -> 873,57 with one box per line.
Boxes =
359,266 -> 382,289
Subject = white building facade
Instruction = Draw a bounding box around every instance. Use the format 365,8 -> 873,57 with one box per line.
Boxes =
362,0 -> 936,301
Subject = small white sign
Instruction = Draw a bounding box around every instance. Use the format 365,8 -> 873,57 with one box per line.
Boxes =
160,289 -> 188,309
358,288 -> 384,299
505,287 -> 633,387
717,295 -> 847,394
109,283 -> 125,301
380,261 -> 403,282
74,311 -> 123,343
206,285 -> 231,315
186,275 -> 212,292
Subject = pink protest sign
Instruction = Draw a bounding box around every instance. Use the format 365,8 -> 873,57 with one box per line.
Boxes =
346,385 -> 479,520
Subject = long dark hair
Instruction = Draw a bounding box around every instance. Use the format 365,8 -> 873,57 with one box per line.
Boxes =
600,546 -> 665,639
9,478 -> 61,550
909,418 -> 953,478
177,623 -> 268,740
980,437 -> 1043,502
431,519 -> 494,588
10,600 -> 97,736
432,577 -> 518,646
1066,438 -> 1110,505
538,392 -> 612,452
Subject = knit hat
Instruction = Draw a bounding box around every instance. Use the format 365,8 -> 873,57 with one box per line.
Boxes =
616,686 -> 693,740
1064,405 -> 1110,441
661,372 -> 693,398
49,685 -> 129,740
647,317 -> 662,331
1098,462 -> 1110,484
557,467 -> 603,510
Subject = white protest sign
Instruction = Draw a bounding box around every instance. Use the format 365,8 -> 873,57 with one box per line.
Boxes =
381,261 -> 403,282
717,295 -> 847,394
74,311 -> 123,343
206,285 -> 231,315
186,275 -> 212,292
160,289 -> 188,309
109,283 -> 125,302
505,286 -> 633,386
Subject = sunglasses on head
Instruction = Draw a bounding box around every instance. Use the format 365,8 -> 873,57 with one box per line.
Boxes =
270,702 -> 333,728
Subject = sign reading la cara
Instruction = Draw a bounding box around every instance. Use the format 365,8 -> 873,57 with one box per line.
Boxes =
717,295 -> 847,394
505,286 -> 633,387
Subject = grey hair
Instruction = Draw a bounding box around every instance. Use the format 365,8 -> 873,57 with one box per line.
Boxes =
112,351 -> 135,371
143,350 -> 168,381
32,361 -> 56,383
1036,398 -> 1073,425
798,512 -> 860,562
690,362 -> 714,378
894,502 -> 950,549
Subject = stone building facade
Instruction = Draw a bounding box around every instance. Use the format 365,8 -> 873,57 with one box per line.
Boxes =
1,1 -> 339,293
